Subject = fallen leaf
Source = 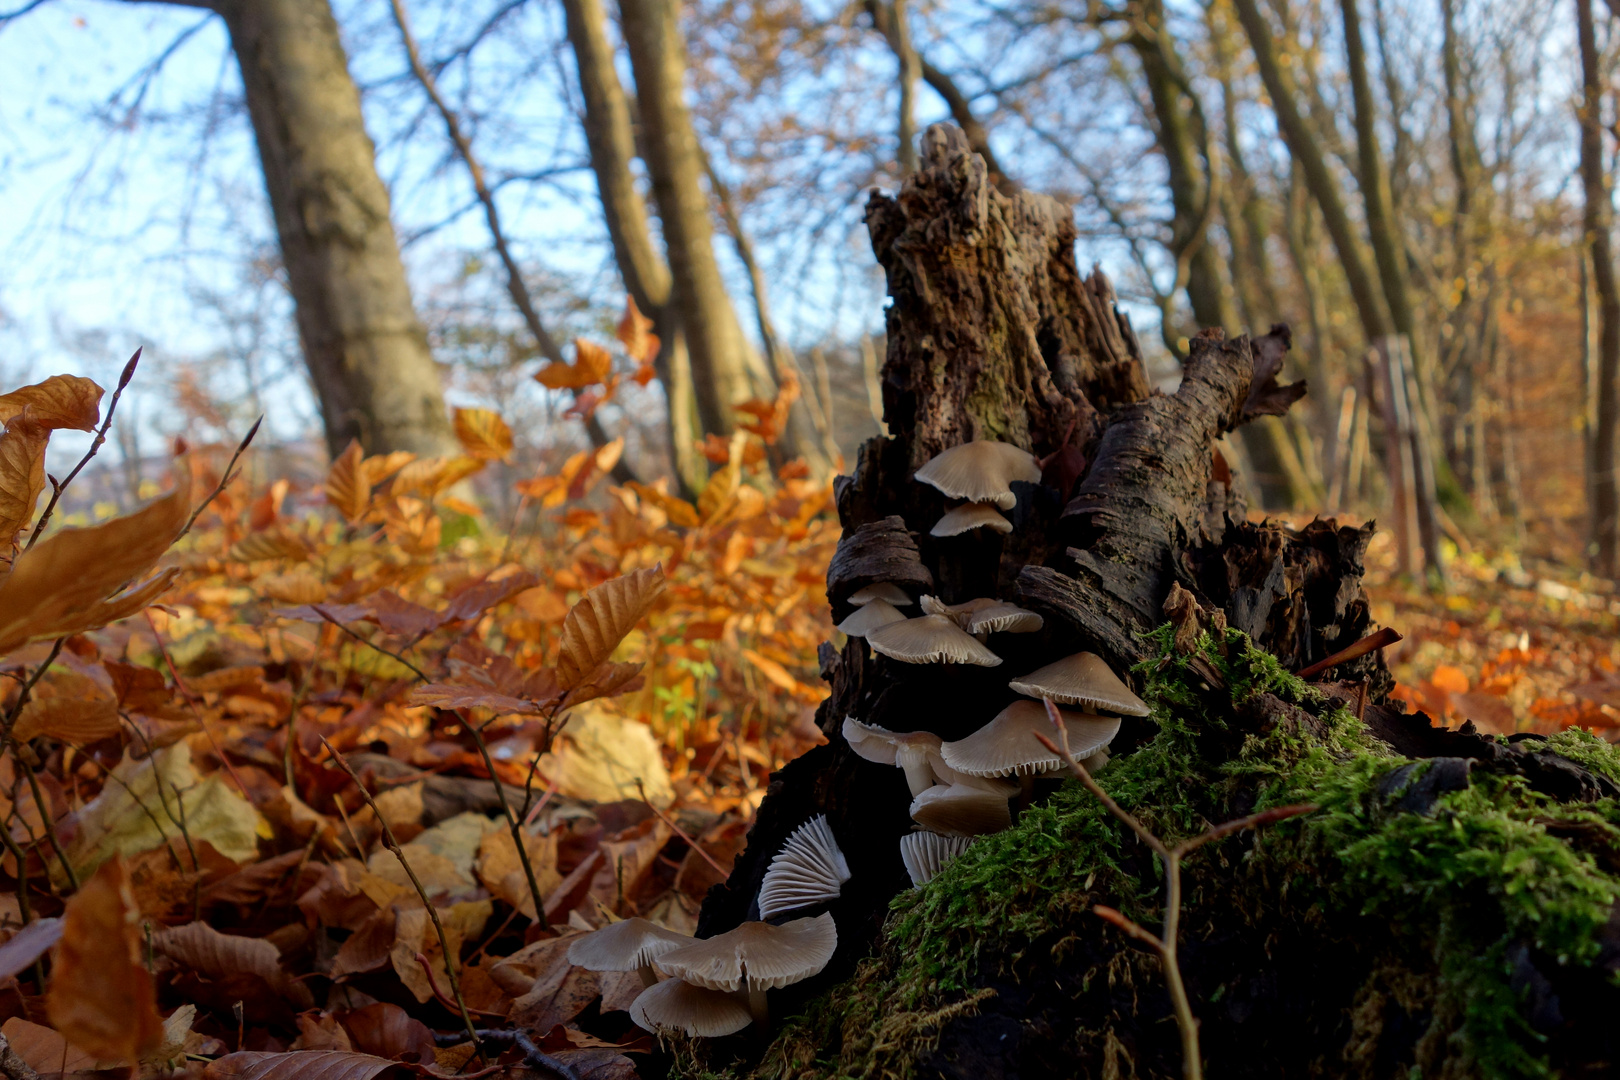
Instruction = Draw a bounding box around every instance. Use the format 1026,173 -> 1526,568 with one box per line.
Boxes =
11,669 -> 121,743
476,826 -> 561,919
452,408 -> 514,463
339,1002 -> 434,1064
154,920 -> 314,1008
556,566 -> 666,689
45,856 -> 164,1063
0,1016 -> 105,1074
203,1049 -> 411,1080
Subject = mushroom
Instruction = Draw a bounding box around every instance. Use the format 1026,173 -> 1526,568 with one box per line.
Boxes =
920,595 -> 1042,637
836,598 -> 907,638
899,831 -> 975,886
654,913 -> 837,1028
908,783 -> 1012,836
629,976 -> 753,1037
848,582 -> 913,607
939,699 -> 1121,779
914,440 -> 1042,510
930,502 -> 1012,537
1007,652 -> 1150,716
842,717 -> 945,796
866,614 -> 1002,666
568,917 -> 693,987
757,815 -> 850,919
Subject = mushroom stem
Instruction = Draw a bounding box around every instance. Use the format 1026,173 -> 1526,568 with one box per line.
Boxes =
637,964 -> 658,988
898,752 -> 935,797
1017,773 -> 1035,814
747,988 -> 770,1030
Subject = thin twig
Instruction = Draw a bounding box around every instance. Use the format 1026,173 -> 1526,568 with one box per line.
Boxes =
15,756 -> 77,890
461,711 -> 551,930
1035,698 -> 1317,1080
177,416 -> 263,542
635,778 -> 726,877
1294,626 -> 1402,680
319,736 -> 482,1050
143,610 -> 250,796
25,348 -> 141,551
432,1029 -> 581,1080
313,606 -> 430,682
0,638 -> 66,740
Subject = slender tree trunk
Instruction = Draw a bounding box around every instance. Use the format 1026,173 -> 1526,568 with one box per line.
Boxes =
210,0 -> 456,457
559,0 -> 705,494
1231,0 -> 1391,346
1579,0 -> 1620,574
892,0 -> 921,174
619,0 -> 759,441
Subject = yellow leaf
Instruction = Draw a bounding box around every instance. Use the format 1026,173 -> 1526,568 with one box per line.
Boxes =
742,648 -> 801,695
452,408 -> 514,462
698,463 -> 740,524
363,450 -> 416,487
12,670 -> 121,743
229,527 -> 314,563
46,856 -> 164,1064
615,296 -> 659,365
535,338 -> 614,391
325,439 -> 370,524
627,482 -> 701,528
0,374 -> 103,432
0,461 -> 190,657
555,565 -> 667,690
389,455 -> 487,499
0,412 -> 48,547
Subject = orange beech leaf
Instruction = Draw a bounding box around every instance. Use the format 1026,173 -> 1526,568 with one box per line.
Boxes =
616,296 -> 659,365
154,921 -> 315,1008
627,482 -> 701,528
555,565 -> 667,690
0,411 -> 48,547
363,451 -> 416,488
46,856 -> 164,1063
452,407 -> 514,462
203,1049 -> 410,1080
229,526 -> 313,563
537,338 -> 614,391
697,463 -> 741,524
388,454 -> 487,499
742,648 -> 802,695
410,649 -> 561,714
325,440 -> 371,524
561,660 -> 646,709
0,374 -> 103,432
442,570 -> 540,624
12,669 -> 121,743
0,460 -> 190,657
1430,665 -> 1469,694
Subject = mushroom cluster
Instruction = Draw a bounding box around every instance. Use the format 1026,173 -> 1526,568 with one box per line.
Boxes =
840,439 -> 1151,887
569,818 -> 850,1038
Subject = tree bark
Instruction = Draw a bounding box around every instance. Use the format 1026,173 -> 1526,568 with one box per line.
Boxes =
211,0 -> 456,458
560,0 -> 706,495
618,0 -> 761,440
697,124 -> 1366,989
1579,0 -> 1620,575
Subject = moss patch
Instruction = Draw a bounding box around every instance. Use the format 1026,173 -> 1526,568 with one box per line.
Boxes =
687,627 -> 1620,1080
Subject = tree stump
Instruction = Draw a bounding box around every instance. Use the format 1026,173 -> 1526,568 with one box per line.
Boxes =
693,125 -> 1620,1079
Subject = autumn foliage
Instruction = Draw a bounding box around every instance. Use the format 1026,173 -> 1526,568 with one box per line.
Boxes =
0,344 -> 834,1078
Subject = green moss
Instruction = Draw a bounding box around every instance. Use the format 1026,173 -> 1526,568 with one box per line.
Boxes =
694,628 -> 1620,1080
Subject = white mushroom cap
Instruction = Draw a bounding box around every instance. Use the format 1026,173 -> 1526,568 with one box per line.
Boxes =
848,582 -> 913,606
630,976 -> 752,1037
568,917 -> 693,972
931,503 -> 1013,537
919,596 -> 1042,635
908,783 -> 1012,836
842,716 -> 946,796
940,699 -> 1121,778
1007,652 -> 1149,716
900,831 -> 975,886
837,598 -> 908,638
654,913 -> 837,993
757,816 -> 850,919
913,441 -> 1041,510
866,615 -> 1002,666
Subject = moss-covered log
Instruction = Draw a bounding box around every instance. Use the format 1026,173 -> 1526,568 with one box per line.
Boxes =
680,124 -> 1620,1079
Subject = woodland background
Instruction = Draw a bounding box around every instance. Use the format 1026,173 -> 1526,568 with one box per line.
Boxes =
1,0 -> 1620,1075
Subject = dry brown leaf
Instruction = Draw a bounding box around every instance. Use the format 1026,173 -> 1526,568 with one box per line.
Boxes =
203,1049 -> 410,1080
616,296 -> 659,365
0,374 -> 103,431
0,412 -> 48,548
452,407 -> 514,462
45,855 -> 164,1063
154,920 -> 315,1008
537,338 -> 614,391
555,565 -> 666,690
560,660 -> 645,709
627,482 -> 701,528
340,1002 -> 435,1064
325,439 -> 370,524
387,454 -> 485,499
1,1016 -> 105,1074
0,461 -> 190,657
476,827 -> 561,918
697,462 -> 741,523
12,669 -> 121,743
229,527 -> 313,563
389,905 -> 462,1004
0,917 -> 61,978
363,451 -> 416,487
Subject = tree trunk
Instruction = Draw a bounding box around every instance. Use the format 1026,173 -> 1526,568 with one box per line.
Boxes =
560,0 -> 706,495
212,0 -> 456,458
1579,0 -> 1620,576
619,0 -> 761,440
